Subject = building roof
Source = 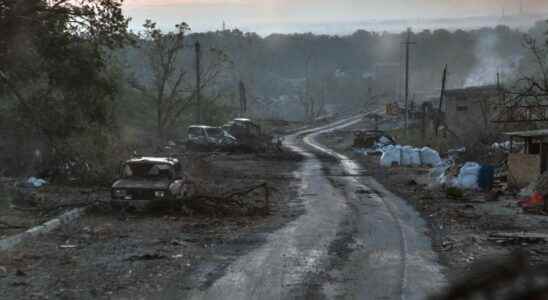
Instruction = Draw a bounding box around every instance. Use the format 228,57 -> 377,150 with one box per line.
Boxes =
445,85 -> 499,99
504,129 -> 548,138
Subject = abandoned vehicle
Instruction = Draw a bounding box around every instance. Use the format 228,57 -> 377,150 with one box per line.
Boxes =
186,125 -> 237,150
222,118 -> 273,152
110,157 -> 191,208
222,118 -> 262,140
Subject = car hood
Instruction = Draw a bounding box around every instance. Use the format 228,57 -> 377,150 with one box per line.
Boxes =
112,179 -> 170,190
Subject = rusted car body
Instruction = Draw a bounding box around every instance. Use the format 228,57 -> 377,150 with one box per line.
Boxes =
110,157 -> 191,209
187,125 -> 237,150
222,118 -> 261,139
223,118 -> 272,152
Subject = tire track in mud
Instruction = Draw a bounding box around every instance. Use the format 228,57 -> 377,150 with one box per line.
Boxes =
185,115 -> 444,300
303,115 -> 407,299
306,114 -> 445,300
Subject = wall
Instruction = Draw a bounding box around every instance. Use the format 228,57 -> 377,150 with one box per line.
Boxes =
508,153 -> 541,188
444,86 -> 500,141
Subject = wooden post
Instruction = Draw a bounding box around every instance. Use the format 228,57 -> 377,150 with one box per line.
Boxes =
195,41 -> 202,123
540,140 -> 545,174
404,28 -> 411,135
421,103 -> 427,142
436,65 -> 447,137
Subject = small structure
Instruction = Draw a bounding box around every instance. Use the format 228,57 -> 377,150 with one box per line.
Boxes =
505,129 -> 548,187
444,85 -> 500,138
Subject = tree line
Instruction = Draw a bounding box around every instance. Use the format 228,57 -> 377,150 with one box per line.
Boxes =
1,0 -> 547,182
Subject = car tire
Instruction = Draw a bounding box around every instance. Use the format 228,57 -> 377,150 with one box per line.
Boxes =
110,201 -> 123,212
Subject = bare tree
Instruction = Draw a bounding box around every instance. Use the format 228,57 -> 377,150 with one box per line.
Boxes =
505,35 -> 548,105
130,20 -> 229,141
297,52 -> 328,121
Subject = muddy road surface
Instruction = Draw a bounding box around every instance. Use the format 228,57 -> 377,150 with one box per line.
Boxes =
0,116 -> 445,300
189,115 -> 446,300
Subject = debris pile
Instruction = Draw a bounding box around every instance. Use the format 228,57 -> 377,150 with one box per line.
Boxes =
379,145 -> 441,167
185,181 -> 273,216
352,130 -> 395,152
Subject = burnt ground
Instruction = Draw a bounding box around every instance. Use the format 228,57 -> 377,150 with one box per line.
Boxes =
0,151 -> 303,300
0,182 -> 109,238
317,122 -> 548,285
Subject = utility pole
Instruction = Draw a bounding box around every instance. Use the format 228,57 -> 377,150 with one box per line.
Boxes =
239,80 -> 247,114
195,41 -> 201,123
404,28 -> 415,135
436,64 -> 447,137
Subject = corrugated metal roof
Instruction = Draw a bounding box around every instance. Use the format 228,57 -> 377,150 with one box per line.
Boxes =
504,129 -> 548,137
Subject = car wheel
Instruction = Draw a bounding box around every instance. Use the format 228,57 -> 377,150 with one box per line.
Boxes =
110,201 -> 122,211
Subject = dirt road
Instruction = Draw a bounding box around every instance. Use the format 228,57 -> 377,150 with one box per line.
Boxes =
0,116 -> 446,299
189,116 -> 446,300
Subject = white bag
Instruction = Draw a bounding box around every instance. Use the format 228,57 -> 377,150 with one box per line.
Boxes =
456,162 -> 481,189
401,146 -> 421,166
420,147 -> 442,166
380,145 -> 402,167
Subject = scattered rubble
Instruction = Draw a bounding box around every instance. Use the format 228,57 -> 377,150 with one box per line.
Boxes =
317,119 -> 548,285
0,149 -> 301,299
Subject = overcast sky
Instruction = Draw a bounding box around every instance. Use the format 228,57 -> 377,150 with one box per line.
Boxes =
123,0 -> 548,34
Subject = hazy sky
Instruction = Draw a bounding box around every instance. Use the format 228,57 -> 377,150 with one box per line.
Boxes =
123,0 -> 548,33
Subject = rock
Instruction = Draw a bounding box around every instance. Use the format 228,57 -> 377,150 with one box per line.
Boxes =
447,187 -> 464,200
93,224 -> 114,240
485,190 -> 502,202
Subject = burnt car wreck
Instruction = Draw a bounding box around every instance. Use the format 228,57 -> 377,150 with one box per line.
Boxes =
110,157 -> 192,209
186,125 -> 237,151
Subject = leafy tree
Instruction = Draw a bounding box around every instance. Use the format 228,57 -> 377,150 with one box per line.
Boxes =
0,0 -> 130,178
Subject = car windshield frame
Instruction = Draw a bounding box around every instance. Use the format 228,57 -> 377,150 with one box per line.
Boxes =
122,162 -> 175,180
188,127 -> 205,137
205,127 -> 224,138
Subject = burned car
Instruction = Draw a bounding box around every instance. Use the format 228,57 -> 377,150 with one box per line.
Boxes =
111,157 -> 191,209
222,118 -> 261,139
223,118 -> 273,152
186,125 -> 237,150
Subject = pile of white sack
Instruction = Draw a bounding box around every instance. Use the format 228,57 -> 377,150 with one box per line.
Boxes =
455,162 -> 481,189
380,145 -> 442,167
430,161 -> 482,190
380,144 -> 484,190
